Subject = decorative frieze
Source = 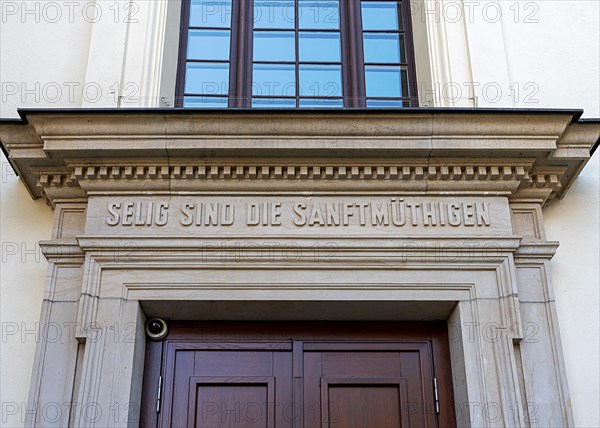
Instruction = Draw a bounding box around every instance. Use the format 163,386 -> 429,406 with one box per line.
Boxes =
30,162 -> 576,203
68,162 -> 531,182
28,161 -> 544,202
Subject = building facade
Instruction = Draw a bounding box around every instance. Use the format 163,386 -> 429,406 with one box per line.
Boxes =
1,1 -> 599,427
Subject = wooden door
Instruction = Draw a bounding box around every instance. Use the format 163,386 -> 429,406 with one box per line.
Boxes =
140,322 -> 455,428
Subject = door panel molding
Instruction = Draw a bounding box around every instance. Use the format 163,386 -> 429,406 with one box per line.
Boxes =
187,376 -> 276,428
320,378 -> 408,428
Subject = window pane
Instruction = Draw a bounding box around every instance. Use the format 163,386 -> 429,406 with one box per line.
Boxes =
299,0 -> 340,29
190,0 -> 232,28
300,98 -> 344,108
363,33 -> 402,63
252,98 -> 297,108
185,63 -> 230,94
184,96 -> 229,108
364,65 -> 407,97
252,64 -> 296,96
366,99 -> 406,107
363,33 -> 404,63
254,0 -> 295,29
253,31 -> 296,61
188,30 -> 231,60
299,32 -> 341,62
361,1 -> 401,30
299,64 -> 342,97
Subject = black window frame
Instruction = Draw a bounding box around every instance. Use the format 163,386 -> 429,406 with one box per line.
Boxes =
175,0 -> 419,108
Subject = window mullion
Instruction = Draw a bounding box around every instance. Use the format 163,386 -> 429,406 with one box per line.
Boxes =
228,0 -> 241,107
339,0 -> 351,108
295,0 -> 300,108
401,0 -> 419,106
345,0 -> 366,108
244,0 -> 256,107
175,0 -> 192,108
231,0 -> 253,108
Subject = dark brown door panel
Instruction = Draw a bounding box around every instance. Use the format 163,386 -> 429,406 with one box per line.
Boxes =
141,322 -> 455,428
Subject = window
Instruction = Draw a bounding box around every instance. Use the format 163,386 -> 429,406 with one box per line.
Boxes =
176,0 -> 418,108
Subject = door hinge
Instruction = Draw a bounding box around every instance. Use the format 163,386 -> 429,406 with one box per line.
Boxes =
433,377 -> 440,414
156,375 -> 163,413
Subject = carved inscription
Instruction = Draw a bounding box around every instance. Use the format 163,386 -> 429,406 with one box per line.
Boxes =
107,202 -> 169,226
105,198 -> 491,228
293,199 -> 489,227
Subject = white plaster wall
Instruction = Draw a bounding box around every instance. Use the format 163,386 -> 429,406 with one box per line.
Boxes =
0,0 -> 170,115
0,152 -> 54,427
0,0 -> 93,116
500,0 -> 600,113
546,153 -> 600,428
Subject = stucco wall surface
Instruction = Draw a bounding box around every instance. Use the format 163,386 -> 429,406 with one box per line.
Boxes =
1,152 -> 53,427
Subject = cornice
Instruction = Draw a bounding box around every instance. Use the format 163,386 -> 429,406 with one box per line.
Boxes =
514,241 -> 560,261
38,240 -> 85,262
1,110 -> 597,206
76,235 -> 522,256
